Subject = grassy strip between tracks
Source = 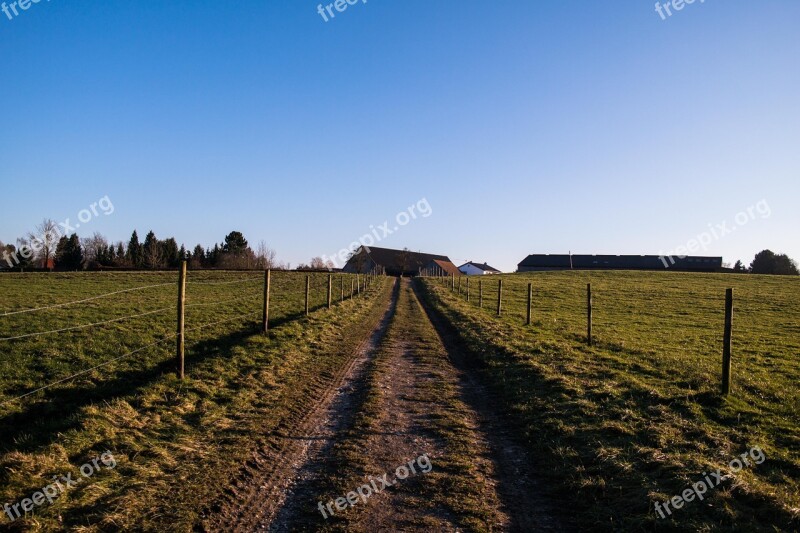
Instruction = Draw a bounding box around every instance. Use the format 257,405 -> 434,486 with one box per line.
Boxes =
287,280 -> 505,531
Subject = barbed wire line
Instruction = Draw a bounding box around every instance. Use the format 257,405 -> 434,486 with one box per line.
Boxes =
0,307 -> 174,342
0,283 -> 176,317
0,334 -> 177,407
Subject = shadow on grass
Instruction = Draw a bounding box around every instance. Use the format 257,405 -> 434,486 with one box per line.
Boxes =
0,304 -> 337,457
414,281 -> 798,532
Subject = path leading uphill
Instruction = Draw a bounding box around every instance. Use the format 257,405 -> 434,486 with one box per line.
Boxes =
206,278 -> 560,532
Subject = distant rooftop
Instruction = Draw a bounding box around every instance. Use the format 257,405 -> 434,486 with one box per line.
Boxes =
517,254 -> 723,271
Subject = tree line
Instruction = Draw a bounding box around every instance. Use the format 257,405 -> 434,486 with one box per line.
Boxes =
1,220 -> 281,271
732,250 -> 799,276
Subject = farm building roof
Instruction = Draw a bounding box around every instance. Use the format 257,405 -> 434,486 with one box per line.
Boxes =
517,254 -> 723,271
428,259 -> 462,276
460,261 -> 501,273
344,246 -> 453,276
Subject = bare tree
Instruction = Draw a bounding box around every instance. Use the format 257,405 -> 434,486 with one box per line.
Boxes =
81,232 -> 109,268
27,219 -> 60,270
143,240 -> 165,270
255,240 -> 277,269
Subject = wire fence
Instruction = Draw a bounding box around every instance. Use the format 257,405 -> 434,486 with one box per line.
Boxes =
0,268 -> 382,409
425,271 -> 800,402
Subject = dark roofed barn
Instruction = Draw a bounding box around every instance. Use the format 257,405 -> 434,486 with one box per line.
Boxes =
517,254 -> 723,273
343,246 -> 455,277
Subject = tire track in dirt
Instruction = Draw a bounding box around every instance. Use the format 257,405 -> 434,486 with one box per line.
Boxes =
261,279 -> 400,531
341,278 -> 508,530
265,279 -> 522,531
412,279 -> 564,532
202,279 -> 398,532
208,277 -> 561,531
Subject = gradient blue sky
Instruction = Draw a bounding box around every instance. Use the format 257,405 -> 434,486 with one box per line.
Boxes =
1,0 -> 798,271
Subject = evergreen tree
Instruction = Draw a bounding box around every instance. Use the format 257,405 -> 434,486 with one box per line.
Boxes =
54,236 -> 69,269
160,237 -> 180,268
55,234 -> 84,270
191,244 -> 205,269
223,231 -> 248,255
127,230 -> 142,268
208,243 -> 221,268
116,242 -> 126,266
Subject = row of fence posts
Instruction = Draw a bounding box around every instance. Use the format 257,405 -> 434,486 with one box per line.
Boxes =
438,273 -> 735,396
175,262 -> 382,380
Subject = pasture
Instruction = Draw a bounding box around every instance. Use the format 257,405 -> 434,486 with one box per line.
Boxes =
421,270 -> 800,530
0,270 -> 383,531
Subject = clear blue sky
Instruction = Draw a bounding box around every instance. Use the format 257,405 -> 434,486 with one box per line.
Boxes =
1,0 -> 798,271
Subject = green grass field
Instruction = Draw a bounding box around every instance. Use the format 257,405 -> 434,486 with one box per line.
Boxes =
1,269 -> 797,531
0,271 -> 360,412
421,270 -> 799,531
0,270 -> 383,531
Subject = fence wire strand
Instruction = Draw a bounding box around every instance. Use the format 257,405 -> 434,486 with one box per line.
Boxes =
186,277 -> 262,286
1,271 -> 373,408
0,334 -> 177,407
0,307 -> 174,341
0,282 -> 176,317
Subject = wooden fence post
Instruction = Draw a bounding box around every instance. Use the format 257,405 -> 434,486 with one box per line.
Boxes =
458,276 -> 462,295
479,279 -> 483,308
496,279 -> 503,316
305,275 -> 310,316
722,288 -> 733,395
177,260 -> 186,379
350,277 -> 354,299
466,277 -> 470,302
526,282 -> 532,326
341,276 -> 344,302
357,274 -> 360,296
262,269 -> 271,334
327,274 -> 333,309
587,283 -> 593,346
452,274 -> 455,291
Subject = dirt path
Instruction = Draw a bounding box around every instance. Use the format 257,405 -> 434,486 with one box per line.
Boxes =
209,278 -> 560,532
203,279 -> 399,531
